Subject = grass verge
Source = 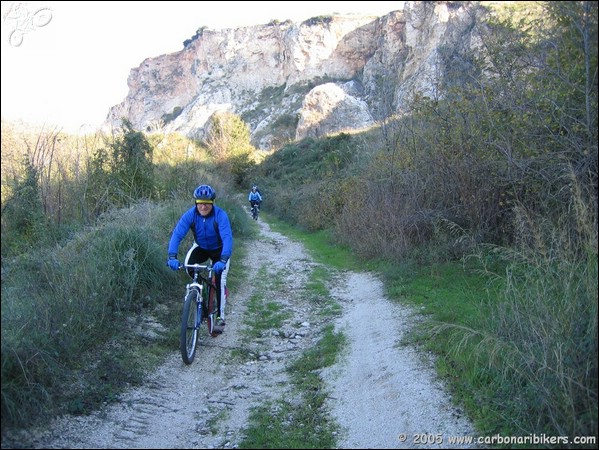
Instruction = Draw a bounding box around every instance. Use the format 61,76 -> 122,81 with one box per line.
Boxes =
235,232 -> 346,448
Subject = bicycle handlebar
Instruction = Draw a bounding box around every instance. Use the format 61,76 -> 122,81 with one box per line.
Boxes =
181,263 -> 213,271
167,261 -> 213,276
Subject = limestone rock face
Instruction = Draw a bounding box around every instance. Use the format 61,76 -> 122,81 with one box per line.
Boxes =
105,2 -> 482,149
295,82 -> 374,140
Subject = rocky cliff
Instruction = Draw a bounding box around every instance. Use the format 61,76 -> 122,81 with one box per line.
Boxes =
105,1 -> 483,149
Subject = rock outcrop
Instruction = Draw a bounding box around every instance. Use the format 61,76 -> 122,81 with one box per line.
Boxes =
105,2 -> 483,149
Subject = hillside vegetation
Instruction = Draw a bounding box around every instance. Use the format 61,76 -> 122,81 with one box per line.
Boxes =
2,2 -> 597,447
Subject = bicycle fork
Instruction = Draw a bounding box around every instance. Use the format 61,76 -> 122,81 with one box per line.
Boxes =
185,283 -> 203,329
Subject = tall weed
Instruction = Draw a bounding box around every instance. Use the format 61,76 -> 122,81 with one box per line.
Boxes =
1,201 -> 175,432
446,179 -> 598,442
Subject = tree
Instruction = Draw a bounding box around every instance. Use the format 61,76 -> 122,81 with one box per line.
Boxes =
110,120 -> 155,204
1,155 -> 45,254
87,120 -> 155,215
205,111 -> 257,186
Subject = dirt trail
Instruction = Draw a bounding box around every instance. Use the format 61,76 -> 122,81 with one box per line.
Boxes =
2,218 -> 480,449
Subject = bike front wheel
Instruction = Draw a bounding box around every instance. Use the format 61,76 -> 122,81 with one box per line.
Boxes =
180,288 -> 202,364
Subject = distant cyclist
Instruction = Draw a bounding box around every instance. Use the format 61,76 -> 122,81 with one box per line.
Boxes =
248,185 -> 262,213
167,184 -> 233,331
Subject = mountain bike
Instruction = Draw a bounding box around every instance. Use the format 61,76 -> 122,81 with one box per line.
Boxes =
251,203 -> 260,220
178,263 -> 219,365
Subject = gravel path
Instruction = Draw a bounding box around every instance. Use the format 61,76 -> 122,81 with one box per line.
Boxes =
1,218 -> 481,449
324,273 -> 478,448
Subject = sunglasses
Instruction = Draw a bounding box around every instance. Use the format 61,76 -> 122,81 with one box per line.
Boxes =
195,200 -> 213,205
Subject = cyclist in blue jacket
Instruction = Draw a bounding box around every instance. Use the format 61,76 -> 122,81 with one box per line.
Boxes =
248,185 -> 262,212
167,184 -> 233,330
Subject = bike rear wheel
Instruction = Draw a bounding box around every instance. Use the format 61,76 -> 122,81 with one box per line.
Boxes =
180,288 -> 202,364
205,278 -> 218,336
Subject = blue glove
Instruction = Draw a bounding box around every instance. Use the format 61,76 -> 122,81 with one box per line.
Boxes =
168,259 -> 180,271
213,261 -> 226,274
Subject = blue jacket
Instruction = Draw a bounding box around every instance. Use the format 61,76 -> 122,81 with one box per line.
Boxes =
168,205 -> 233,262
249,191 -> 262,202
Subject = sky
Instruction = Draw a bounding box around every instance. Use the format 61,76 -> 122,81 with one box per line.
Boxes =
1,1 -> 404,133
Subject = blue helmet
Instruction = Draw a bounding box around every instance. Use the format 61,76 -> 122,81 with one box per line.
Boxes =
193,184 -> 216,202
